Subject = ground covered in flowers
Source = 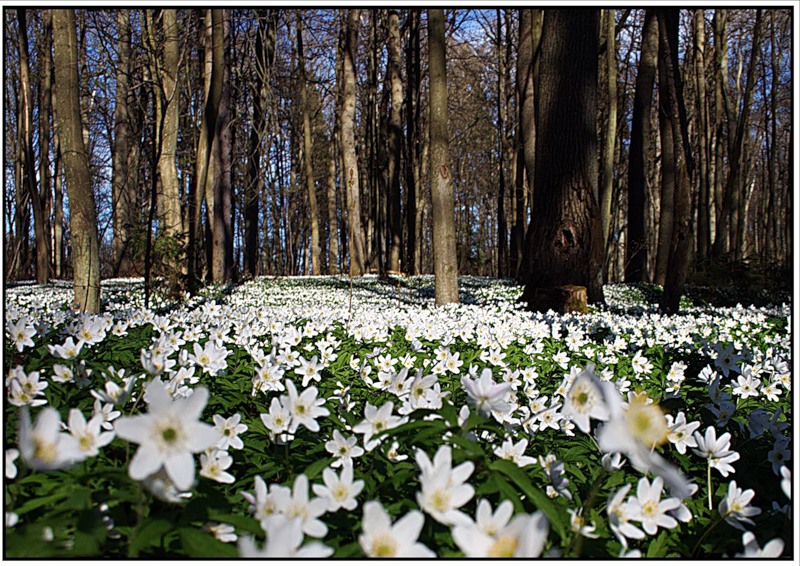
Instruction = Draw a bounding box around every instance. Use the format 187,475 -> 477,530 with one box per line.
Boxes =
3,275 -> 793,558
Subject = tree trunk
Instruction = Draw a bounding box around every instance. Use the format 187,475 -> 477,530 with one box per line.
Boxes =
386,10 -> 403,274
657,9 -> 696,314
18,9 -> 50,284
53,9 -> 101,312
245,11 -> 276,278
297,13 -> 321,275
711,10 -> 730,257
341,9 -> 366,276
600,9 -> 617,252
625,10 -> 658,282
404,10 -> 421,275
157,10 -> 183,244
327,131 -> 339,273
428,9 -> 459,305
521,9 -> 604,311
496,10 -> 508,278
693,9 -> 711,262
112,10 -> 135,277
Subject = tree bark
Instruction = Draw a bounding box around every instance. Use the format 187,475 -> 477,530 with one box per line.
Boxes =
496,10 -> 508,278
625,10 -> 658,282
521,9 -> 604,311
341,9 -> 366,276
53,8 -> 101,312
18,9 -> 50,284
297,13 -> 321,275
428,9 -> 459,305
386,10 -> 404,274
600,9 -> 617,252
404,10 -> 421,275
693,9 -> 712,262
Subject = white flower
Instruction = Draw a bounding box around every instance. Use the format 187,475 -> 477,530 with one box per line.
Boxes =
569,507 -> 599,538
562,364 -> 609,433
731,372 -> 760,399
493,437 -> 536,467
260,397 -> 292,440
780,466 -> 790,499
6,448 -> 19,479
241,475 -> 290,526
282,379 -> 329,434
606,483 -> 645,547
692,426 -> 740,477
665,411 -> 700,454
271,474 -> 328,538
719,480 -> 761,530
386,440 -> 408,462
734,531 -> 784,558
460,368 -> 512,416
311,461 -> 364,512
199,448 -> 236,484
212,413 -> 247,451
324,429 -> 364,467
114,379 -> 218,490
358,500 -> 435,558
452,506 -> 549,557
7,317 -> 36,352
295,356 -> 324,387
189,340 -> 229,376
238,516 -> 332,558
66,408 -> 115,460
93,399 -> 121,431
47,336 -> 84,360
415,445 -> 474,526
626,476 -> 681,535
352,401 -> 407,451
18,406 -> 80,471
631,350 -> 652,376
204,522 -> 237,543
601,452 -> 626,472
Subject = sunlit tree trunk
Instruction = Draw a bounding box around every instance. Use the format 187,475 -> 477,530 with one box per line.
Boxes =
386,10 -> 403,274
53,8 -> 101,312
428,9 -> 459,305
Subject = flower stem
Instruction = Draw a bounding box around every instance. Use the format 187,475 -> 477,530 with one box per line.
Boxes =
707,462 -> 713,511
691,513 -> 725,557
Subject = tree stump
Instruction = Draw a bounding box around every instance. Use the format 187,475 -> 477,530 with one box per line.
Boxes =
528,285 -> 588,314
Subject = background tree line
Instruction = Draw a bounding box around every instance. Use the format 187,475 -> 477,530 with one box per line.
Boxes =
3,8 -> 792,312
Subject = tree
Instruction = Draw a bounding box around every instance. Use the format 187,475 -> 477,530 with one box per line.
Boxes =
52,8 -> 101,312
625,10 -> 658,282
341,9 -> 366,277
428,9 -> 459,305
600,8 -> 618,253
520,9 -> 604,312
385,9 -> 403,274
404,10 -> 422,275
297,12 -> 321,275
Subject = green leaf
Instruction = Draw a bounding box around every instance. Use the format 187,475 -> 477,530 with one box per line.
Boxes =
489,459 -> 567,541
128,518 -> 173,557
178,527 -> 238,558
646,530 -> 671,558
304,456 -> 335,480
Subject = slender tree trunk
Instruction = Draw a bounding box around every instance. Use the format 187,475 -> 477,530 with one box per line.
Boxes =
405,10 -> 421,275
658,9 -> 695,314
600,9 -> 617,253
327,131 -> 339,273
496,10 -> 508,278
711,10 -> 729,257
386,10 -> 403,274
341,9 -> 366,276
38,10 -> 54,282
18,9 -> 50,284
53,9 -> 101,312
693,9 -> 711,262
297,13 -> 321,275
427,9 -> 459,304
521,9 -> 604,311
112,10 -> 134,276
625,10 -> 658,282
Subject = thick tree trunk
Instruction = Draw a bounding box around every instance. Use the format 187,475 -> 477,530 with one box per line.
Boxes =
496,10 -> 508,278
428,9 -> 459,305
297,13 -> 321,275
53,9 -> 101,312
521,9 -> 604,311
625,10 -> 658,282
341,9 -> 366,276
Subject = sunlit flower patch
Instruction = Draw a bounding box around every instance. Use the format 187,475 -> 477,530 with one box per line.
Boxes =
3,276 -> 792,557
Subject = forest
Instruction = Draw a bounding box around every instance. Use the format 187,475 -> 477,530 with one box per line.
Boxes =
3,8 -> 795,559
3,8 -> 793,313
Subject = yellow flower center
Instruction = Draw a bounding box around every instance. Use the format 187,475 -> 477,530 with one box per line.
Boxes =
488,535 -> 518,557
33,437 -> 58,463
430,489 -> 450,512
625,398 -> 668,448
371,535 -> 398,557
